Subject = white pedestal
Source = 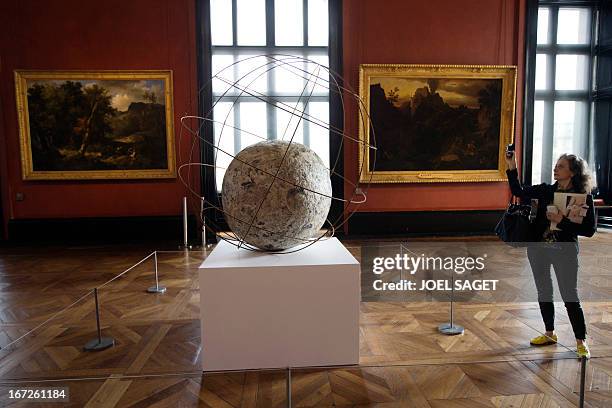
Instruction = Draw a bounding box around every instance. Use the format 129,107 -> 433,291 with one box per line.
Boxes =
199,237 -> 360,371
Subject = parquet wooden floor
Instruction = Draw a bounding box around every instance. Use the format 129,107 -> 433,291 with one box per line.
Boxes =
0,234 -> 610,407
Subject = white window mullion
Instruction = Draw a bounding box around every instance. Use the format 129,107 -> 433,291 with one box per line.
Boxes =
210,0 -> 330,191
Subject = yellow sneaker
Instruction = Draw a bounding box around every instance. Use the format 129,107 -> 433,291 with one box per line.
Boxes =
530,334 -> 558,346
577,343 -> 590,359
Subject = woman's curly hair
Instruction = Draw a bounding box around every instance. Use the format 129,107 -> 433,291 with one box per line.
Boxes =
558,153 -> 595,193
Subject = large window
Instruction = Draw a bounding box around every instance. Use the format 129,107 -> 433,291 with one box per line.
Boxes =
530,3 -> 595,184
209,0 -> 330,190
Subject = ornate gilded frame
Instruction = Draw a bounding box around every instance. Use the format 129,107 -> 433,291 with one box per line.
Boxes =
14,70 -> 176,180
358,64 -> 516,183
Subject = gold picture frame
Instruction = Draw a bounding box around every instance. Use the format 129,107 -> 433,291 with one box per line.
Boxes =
358,64 -> 516,183
15,70 -> 176,180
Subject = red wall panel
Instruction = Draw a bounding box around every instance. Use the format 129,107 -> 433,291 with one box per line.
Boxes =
0,0 -> 199,223
342,0 -> 526,216
0,0 -> 527,235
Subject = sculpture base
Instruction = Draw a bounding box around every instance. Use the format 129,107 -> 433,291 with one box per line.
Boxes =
199,238 -> 360,371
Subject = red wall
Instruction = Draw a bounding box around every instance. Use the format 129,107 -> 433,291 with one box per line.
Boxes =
0,0 -> 199,227
0,0 -> 527,236
343,0 -> 526,216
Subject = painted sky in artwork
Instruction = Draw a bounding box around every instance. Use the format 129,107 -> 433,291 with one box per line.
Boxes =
371,77 -> 499,109
27,79 -> 165,111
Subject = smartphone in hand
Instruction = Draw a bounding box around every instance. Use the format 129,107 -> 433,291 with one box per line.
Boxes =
506,143 -> 515,158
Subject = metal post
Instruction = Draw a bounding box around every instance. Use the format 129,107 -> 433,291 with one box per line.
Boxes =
84,288 -> 115,351
179,196 -> 194,250
438,271 -> 464,335
286,367 -> 292,408
147,252 -> 167,294
450,294 -> 454,328
579,356 -> 587,408
183,196 -> 188,247
201,198 -> 207,248
95,289 -> 102,343
179,196 -> 193,250
200,197 -> 212,250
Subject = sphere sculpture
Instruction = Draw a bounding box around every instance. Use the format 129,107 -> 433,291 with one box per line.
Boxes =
222,140 -> 332,251
178,54 -> 375,252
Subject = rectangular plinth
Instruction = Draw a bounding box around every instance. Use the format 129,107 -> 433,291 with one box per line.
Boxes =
199,238 -> 360,371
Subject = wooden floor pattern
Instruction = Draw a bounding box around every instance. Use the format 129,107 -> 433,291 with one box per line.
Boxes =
0,235 -> 610,407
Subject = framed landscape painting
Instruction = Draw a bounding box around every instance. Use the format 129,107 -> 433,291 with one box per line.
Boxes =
15,70 -> 176,180
358,64 -> 516,183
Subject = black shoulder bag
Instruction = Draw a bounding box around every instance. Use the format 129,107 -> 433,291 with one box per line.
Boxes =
494,197 -> 537,247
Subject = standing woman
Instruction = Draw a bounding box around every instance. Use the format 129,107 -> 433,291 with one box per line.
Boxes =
505,150 -> 596,358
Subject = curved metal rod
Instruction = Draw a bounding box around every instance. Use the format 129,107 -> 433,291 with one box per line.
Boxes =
176,54 -> 377,252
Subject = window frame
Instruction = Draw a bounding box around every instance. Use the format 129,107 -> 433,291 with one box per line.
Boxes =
196,0 -> 343,234
523,0 -> 597,186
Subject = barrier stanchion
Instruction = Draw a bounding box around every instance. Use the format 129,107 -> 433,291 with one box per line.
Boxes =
579,356 -> 587,408
286,367 -> 292,408
84,288 -> 115,351
200,198 -> 213,250
438,272 -> 464,335
147,251 -> 167,294
179,196 -> 193,250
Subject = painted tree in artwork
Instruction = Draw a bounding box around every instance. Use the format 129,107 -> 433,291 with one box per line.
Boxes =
27,83 -> 58,157
386,87 -> 400,105
143,90 -> 157,104
27,81 -> 90,165
57,81 -> 88,147
78,84 -> 117,155
26,78 -> 166,171
477,81 -> 502,139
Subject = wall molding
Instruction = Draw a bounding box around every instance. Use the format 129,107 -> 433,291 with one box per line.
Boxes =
6,216 -> 200,244
346,210 -> 505,236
